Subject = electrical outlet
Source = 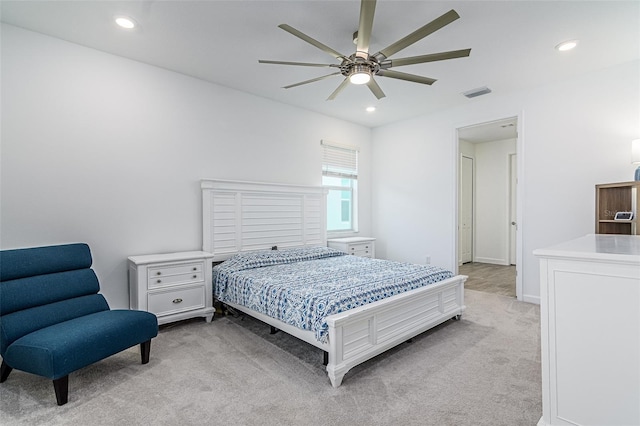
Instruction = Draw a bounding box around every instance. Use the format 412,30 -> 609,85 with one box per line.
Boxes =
425,255 -> 431,264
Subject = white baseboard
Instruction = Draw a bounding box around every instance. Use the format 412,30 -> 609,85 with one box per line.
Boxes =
522,294 -> 540,305
473,257 -> 509,266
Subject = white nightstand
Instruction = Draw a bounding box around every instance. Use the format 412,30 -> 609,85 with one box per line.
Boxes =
327,237 -> 376,258
128,251 -> 215,325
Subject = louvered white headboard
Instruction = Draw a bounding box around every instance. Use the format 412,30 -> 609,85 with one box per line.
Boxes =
201,179 -> 328,261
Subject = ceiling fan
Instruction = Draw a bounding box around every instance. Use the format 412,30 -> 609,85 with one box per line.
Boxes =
259,0 -> 471,100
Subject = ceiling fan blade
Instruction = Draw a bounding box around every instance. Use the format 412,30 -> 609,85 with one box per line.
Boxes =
381,48 -> 471,69
278,24 -> 348,61
356,0 -> 377,58
259,60 -> 338,68
372,9 -> 460,61
327,78 -> 350,101
377,69 -> 437,85
283,72 -> 341,89
366,78 -> 386,99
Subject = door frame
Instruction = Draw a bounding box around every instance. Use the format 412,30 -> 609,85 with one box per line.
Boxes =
452,112 -> 524,301
459,154 -> 474,265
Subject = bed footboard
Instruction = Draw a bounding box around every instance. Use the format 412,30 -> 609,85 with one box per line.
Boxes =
325,275 -> 466,387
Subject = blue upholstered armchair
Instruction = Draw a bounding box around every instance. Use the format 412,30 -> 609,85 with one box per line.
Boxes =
0,243 -> 158,405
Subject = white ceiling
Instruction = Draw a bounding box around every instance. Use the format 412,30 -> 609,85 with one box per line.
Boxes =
1,1 -> 638,131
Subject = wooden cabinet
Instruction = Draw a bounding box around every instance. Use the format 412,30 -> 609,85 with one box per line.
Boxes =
128,251 -> 215,325
534,235 -> 640,426
327,237 -> 375,258
595,181 -> 639,235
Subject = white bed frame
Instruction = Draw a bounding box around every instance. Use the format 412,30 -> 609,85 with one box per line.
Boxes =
201,179 -> 467,387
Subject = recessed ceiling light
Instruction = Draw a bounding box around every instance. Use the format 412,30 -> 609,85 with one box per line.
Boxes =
366,106 -> 376,112
555,40 -> 578,52
115,16 -> 137,29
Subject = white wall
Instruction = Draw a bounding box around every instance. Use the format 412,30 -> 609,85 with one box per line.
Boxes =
474,138 -> 516,265
0,25 -> 372,308
372,59 -> 639,303
3,24 -> 638,307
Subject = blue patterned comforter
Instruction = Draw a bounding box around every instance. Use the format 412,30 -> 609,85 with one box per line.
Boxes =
213,246 -> 454,343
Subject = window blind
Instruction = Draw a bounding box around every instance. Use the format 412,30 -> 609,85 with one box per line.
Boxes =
321,140 -> 358,179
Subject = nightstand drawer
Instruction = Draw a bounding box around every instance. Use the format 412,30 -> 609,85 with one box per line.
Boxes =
348,243 -> 373,257
148,261 -> 204,289
148,285 -> 205,317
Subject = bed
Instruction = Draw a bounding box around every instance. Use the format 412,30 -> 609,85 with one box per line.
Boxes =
202,179 -> 467,387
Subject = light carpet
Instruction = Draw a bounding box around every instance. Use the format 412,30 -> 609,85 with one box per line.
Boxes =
0,289 -> 541,426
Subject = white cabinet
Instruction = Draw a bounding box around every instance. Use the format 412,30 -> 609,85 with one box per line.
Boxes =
327,237 -> 375,258
534,234 -> 640,426
128,251 -> 215,325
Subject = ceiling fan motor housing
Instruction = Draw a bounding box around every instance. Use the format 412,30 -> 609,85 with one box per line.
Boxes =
340,55 -> 380,78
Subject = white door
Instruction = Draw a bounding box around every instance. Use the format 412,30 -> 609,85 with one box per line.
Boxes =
509,153 -> 517,265
459,155 -> 473,264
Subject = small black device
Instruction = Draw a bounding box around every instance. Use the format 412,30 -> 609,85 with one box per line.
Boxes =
614,211 -> 634,220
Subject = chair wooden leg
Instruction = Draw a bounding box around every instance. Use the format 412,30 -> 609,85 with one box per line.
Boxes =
0,361 -> 12,383
140,340 -> 151,364
53,375 -> 69,406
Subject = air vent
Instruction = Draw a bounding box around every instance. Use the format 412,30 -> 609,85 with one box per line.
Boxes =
463,86 -> 492,98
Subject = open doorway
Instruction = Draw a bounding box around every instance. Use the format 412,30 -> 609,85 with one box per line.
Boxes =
456,116 -> 521,299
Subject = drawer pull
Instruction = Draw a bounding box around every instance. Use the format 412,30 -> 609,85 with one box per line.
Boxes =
156,272 -> 162,276
157,279 -> 162,284
172,298 -> 183,304
193,267 -> 197,271
192,275 -> 197,279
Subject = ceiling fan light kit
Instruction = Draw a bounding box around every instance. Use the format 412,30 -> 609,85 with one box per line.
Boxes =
259,0 -> 471,100
349,65 -> 372,85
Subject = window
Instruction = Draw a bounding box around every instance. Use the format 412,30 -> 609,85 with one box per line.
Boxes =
321,140 -> 358,232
